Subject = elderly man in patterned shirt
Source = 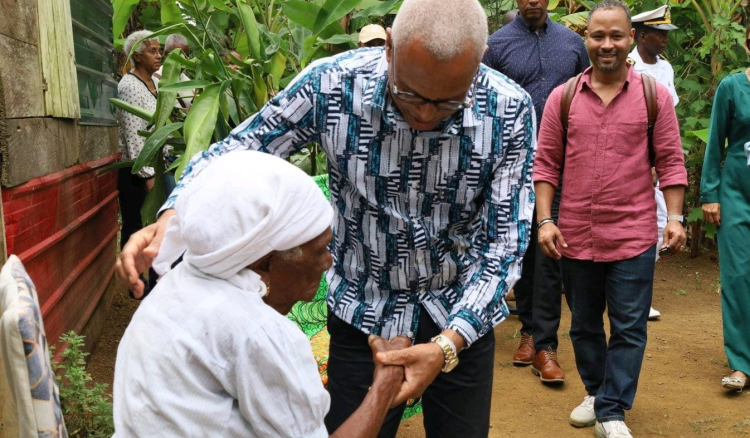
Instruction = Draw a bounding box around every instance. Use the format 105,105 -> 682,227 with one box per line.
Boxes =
116,0 -> 536,436
483,0 -> 589,384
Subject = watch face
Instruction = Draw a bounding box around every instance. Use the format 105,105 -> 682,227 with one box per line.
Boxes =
443,358 -> 459,373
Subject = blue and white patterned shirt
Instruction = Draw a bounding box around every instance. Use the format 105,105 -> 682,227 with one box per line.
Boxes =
162,48 -> 536,346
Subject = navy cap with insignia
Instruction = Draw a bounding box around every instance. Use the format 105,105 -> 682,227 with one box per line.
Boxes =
632,5 -> 678,31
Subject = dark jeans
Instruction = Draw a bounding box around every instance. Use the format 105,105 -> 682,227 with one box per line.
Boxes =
516,187 -> 564,352
325,306 -> 495,438
561,245 -> 656,422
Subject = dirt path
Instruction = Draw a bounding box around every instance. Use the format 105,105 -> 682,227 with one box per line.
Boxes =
90,250 -> 750,437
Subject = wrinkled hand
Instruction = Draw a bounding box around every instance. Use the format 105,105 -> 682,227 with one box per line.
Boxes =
115,209 -> 174,298
702,203 -> 721,227
537,222 -> 567,260
662,220 -> 687,252
375,342 -> 444,407
368,336 -> 411,402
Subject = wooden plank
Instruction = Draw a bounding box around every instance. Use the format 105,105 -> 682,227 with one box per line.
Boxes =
0,35 -> 44,119
2,118 -> 79,187
36,0 -> 79,119
60,0 -> 79,117
79,126 -> 119,163
0,0 -> 38,45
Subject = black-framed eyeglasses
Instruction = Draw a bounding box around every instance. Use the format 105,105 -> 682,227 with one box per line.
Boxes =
390,46 -> 479,112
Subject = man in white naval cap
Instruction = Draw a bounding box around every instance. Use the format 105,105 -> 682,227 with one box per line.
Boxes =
629,4 -> 680,322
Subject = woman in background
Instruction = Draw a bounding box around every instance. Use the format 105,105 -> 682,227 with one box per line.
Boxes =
700,23 -> 750,392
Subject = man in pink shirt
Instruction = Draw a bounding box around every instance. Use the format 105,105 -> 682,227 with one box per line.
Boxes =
533,1 -> 687,437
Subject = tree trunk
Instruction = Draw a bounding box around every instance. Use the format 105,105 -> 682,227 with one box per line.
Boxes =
690,221 -> 703,258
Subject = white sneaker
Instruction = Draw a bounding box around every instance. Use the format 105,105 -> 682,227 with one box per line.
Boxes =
569,395 -> 596,427
595,420 -> 632,438
648,307 -> 661,320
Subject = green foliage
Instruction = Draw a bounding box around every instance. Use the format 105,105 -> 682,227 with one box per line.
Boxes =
111,0 -> 403,223
51,332 -> 114,438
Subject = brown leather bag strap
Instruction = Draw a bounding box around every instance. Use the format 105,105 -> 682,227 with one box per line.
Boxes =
642,74 -> 658,167
559,73 -> 582,171
560,73 -> 583,144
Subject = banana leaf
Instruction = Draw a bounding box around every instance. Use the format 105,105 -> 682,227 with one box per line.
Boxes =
238,0 -> 266,62
110,98 -> 155,122
177,83 -> 222,179
153,50 -> 184,129
157,80 -> 215,92
140,156 -> 167,226
313,0 -> 362,35
132,122 -> 184,175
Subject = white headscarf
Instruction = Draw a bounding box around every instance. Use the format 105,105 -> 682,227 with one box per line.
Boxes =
153,151 -> 334,281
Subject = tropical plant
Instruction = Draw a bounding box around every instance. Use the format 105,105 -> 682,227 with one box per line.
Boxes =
51,332 -> 114,438
110,0 -> 401,225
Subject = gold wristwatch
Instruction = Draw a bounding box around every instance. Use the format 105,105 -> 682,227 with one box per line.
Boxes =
431,334 -> 459,373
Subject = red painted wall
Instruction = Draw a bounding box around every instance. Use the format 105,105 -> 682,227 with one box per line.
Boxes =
2,154 -> 120,345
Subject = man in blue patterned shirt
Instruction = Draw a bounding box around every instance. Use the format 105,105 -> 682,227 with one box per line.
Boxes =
117,0 -> 535,435
483,0 -> 588,385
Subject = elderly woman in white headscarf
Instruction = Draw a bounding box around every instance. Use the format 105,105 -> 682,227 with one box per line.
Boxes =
113,151 -> 403,438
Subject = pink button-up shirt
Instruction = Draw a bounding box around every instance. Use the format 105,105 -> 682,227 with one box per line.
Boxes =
534,66 -> 687,262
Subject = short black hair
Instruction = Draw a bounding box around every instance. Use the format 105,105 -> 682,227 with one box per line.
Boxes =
588,0 -> 632,29
634,25 -> 657,41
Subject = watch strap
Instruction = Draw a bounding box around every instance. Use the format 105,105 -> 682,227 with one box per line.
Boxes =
431,334 -> 459,373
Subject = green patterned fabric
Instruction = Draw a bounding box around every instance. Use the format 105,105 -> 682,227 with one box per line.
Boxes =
287,174 -> 422,421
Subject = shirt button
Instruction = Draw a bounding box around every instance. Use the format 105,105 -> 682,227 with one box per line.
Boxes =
541,77 -> 546,81
407,331 -> 415,338
412,218 -> 419,224
601,124 -> 606,129
417,257 -> 424,263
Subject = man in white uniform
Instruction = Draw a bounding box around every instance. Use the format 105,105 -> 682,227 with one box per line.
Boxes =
629,5 -> 680,320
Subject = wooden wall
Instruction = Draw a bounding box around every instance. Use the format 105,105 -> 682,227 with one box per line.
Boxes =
1,0 -> 122,434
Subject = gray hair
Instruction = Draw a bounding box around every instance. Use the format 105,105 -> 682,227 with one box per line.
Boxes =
278,246 -> 304,261
392,0 -> 488,62
165,34 -> 189,52
123,29 -> 157,57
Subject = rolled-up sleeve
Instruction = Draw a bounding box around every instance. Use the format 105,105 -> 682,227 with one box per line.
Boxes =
533,85 -> 565,187
652,83 -> 687,188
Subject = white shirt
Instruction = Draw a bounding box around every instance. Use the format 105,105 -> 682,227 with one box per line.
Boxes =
117,73 -> 157,178
113,263 -> 330,438
629,47 -> 679,106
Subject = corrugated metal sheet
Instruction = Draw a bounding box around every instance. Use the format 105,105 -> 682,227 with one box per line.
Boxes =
2,155 -> 120,345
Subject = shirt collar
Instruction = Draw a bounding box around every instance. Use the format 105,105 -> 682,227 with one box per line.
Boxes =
580,64 -> 636,92
513,14 -> 551,33
361,50 -> 483,131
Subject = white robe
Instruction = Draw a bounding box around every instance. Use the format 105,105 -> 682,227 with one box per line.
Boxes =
113,263 -> 330,438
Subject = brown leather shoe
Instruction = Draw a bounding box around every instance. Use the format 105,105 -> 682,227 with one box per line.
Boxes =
512,333 -> 534,366
531,348 -> 565,383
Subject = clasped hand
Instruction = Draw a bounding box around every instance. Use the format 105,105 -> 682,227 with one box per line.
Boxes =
368,335 -> 445,408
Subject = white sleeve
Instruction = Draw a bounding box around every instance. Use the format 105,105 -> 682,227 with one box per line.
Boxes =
229,317 -> 330,438
665,63 -> 679,107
